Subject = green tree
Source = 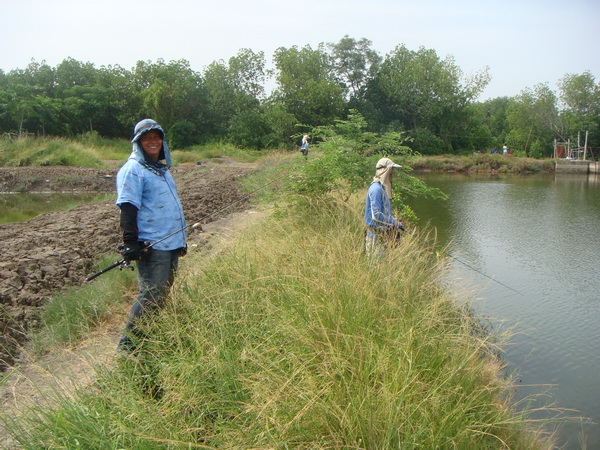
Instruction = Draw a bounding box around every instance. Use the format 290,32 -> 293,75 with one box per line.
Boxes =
260,100 -> 298,148
287,110 -> 444,220
227,48 -> 267,100
506,83 -> 560,157
558,71 -> 600,148
328,36 -> 381,105
202,60 -> 243,140
54,58 -> 97,95
0,60 -> 59,135
4,84 -> 38,135
169,120 -> 198,148
272,44 -> 345,127
364,45 -> 489,153
62,85 -> 112,135
133,59 -> 204,132
94,64 -> 135,138
472,96 -> 513,147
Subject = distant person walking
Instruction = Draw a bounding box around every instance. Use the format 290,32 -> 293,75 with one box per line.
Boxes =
300,134 -> 309,157
503,145 -> 508,156
364,157 -> 404,259
116,119 -> 187,352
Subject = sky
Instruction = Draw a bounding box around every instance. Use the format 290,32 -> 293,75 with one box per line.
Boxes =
1,0 -> 599,101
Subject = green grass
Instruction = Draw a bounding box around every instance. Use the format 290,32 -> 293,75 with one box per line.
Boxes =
408,154 -> 556,173
29,254 -> 137,354
5,197 -> 554,448
171,141 -> 263,165
238,150 -> 301,204
0,135 -> 274,168
0,137 -> 109,167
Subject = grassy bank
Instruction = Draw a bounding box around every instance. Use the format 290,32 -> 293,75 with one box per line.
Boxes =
0,135 -> 263,168
1,135 -> 557,175
4,195 -> 552,447
408,154 -> 556,174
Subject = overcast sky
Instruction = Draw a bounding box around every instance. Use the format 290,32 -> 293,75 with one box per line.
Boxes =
1,0 -> 598,101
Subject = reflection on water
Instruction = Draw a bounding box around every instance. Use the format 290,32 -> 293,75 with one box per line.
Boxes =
0,193 -> 113,225
408,172 -> 600,449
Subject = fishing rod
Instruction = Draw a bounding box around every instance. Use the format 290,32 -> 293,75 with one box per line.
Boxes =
84,168 -> 291,282
84,222 -> 203,282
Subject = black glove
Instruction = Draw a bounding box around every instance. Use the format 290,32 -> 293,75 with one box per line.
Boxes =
178,245 -> 188,257
121,241 -> 142,261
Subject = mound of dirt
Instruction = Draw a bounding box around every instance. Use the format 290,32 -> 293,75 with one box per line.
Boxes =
0,159 -> 258,371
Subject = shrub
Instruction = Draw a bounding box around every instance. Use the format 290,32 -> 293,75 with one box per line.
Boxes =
169,121 -> 198,149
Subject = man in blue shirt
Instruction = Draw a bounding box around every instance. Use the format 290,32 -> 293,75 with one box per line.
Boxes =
116,119 -> 187,352
364,157 -> 404,258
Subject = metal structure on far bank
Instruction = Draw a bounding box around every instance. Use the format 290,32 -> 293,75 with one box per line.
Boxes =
554,130 -> 594,160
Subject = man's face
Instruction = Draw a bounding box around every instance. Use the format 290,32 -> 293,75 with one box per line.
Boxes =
139,130 -> 163,161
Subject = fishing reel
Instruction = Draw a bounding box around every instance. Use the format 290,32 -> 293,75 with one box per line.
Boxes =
116,243 -> 137,270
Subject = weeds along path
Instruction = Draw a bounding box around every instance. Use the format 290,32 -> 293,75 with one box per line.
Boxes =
0,205 -> 271,449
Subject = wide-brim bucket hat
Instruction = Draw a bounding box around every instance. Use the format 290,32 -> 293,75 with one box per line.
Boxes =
131,119 -> 165,143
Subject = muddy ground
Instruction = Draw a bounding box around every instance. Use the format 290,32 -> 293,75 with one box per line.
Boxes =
0,159 -> 258,371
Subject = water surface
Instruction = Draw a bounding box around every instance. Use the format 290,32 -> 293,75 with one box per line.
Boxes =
407,172 -> 600,449
0,193 -> 111,225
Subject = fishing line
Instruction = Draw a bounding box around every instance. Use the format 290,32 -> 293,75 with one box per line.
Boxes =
85,167 -> 293,282
415,234 -> 523,296
271,154 -> 523,297
190,168 -> 291,225
448,254 -> 523,296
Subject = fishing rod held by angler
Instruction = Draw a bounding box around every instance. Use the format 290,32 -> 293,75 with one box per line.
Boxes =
84,222 -> 203,282
85,165 -> 292,283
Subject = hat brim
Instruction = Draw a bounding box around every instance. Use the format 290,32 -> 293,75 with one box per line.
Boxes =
377,163 -> 403,169
131,124 -> 165,143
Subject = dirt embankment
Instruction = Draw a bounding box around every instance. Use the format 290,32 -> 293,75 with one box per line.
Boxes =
0,159 -> 257,371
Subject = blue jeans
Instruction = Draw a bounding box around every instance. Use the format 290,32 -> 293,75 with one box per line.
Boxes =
118,249 -> 179,351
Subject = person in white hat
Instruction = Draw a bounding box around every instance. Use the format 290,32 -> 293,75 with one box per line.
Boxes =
364,157 -> 404,258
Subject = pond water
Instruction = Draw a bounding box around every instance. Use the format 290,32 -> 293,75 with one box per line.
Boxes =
0,193 -> 112,225
406,172 -> 600,449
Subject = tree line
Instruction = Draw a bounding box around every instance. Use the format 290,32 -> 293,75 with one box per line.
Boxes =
1,36 -> 598,157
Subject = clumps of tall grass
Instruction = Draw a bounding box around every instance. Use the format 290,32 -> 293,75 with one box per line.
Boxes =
5,198 -> 553,448
0,136 -> 130,167
75,131 -> 132,160
29,254 -> 137,354
171,141 -> 263,165
409,154 -> 555,173
238,150 -> 300,204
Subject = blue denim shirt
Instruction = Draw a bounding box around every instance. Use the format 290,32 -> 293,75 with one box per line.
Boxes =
116,140 -> 186,251
364,181 -> 399,237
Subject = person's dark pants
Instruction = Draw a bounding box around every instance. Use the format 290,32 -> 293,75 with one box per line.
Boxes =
118,249 -> 179,352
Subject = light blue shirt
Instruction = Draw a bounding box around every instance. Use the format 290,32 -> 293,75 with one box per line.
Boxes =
116,157 -> 186,251
364,181 -> 399,237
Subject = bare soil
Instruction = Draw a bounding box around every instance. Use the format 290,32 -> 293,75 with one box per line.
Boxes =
0,158 -> 259,371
